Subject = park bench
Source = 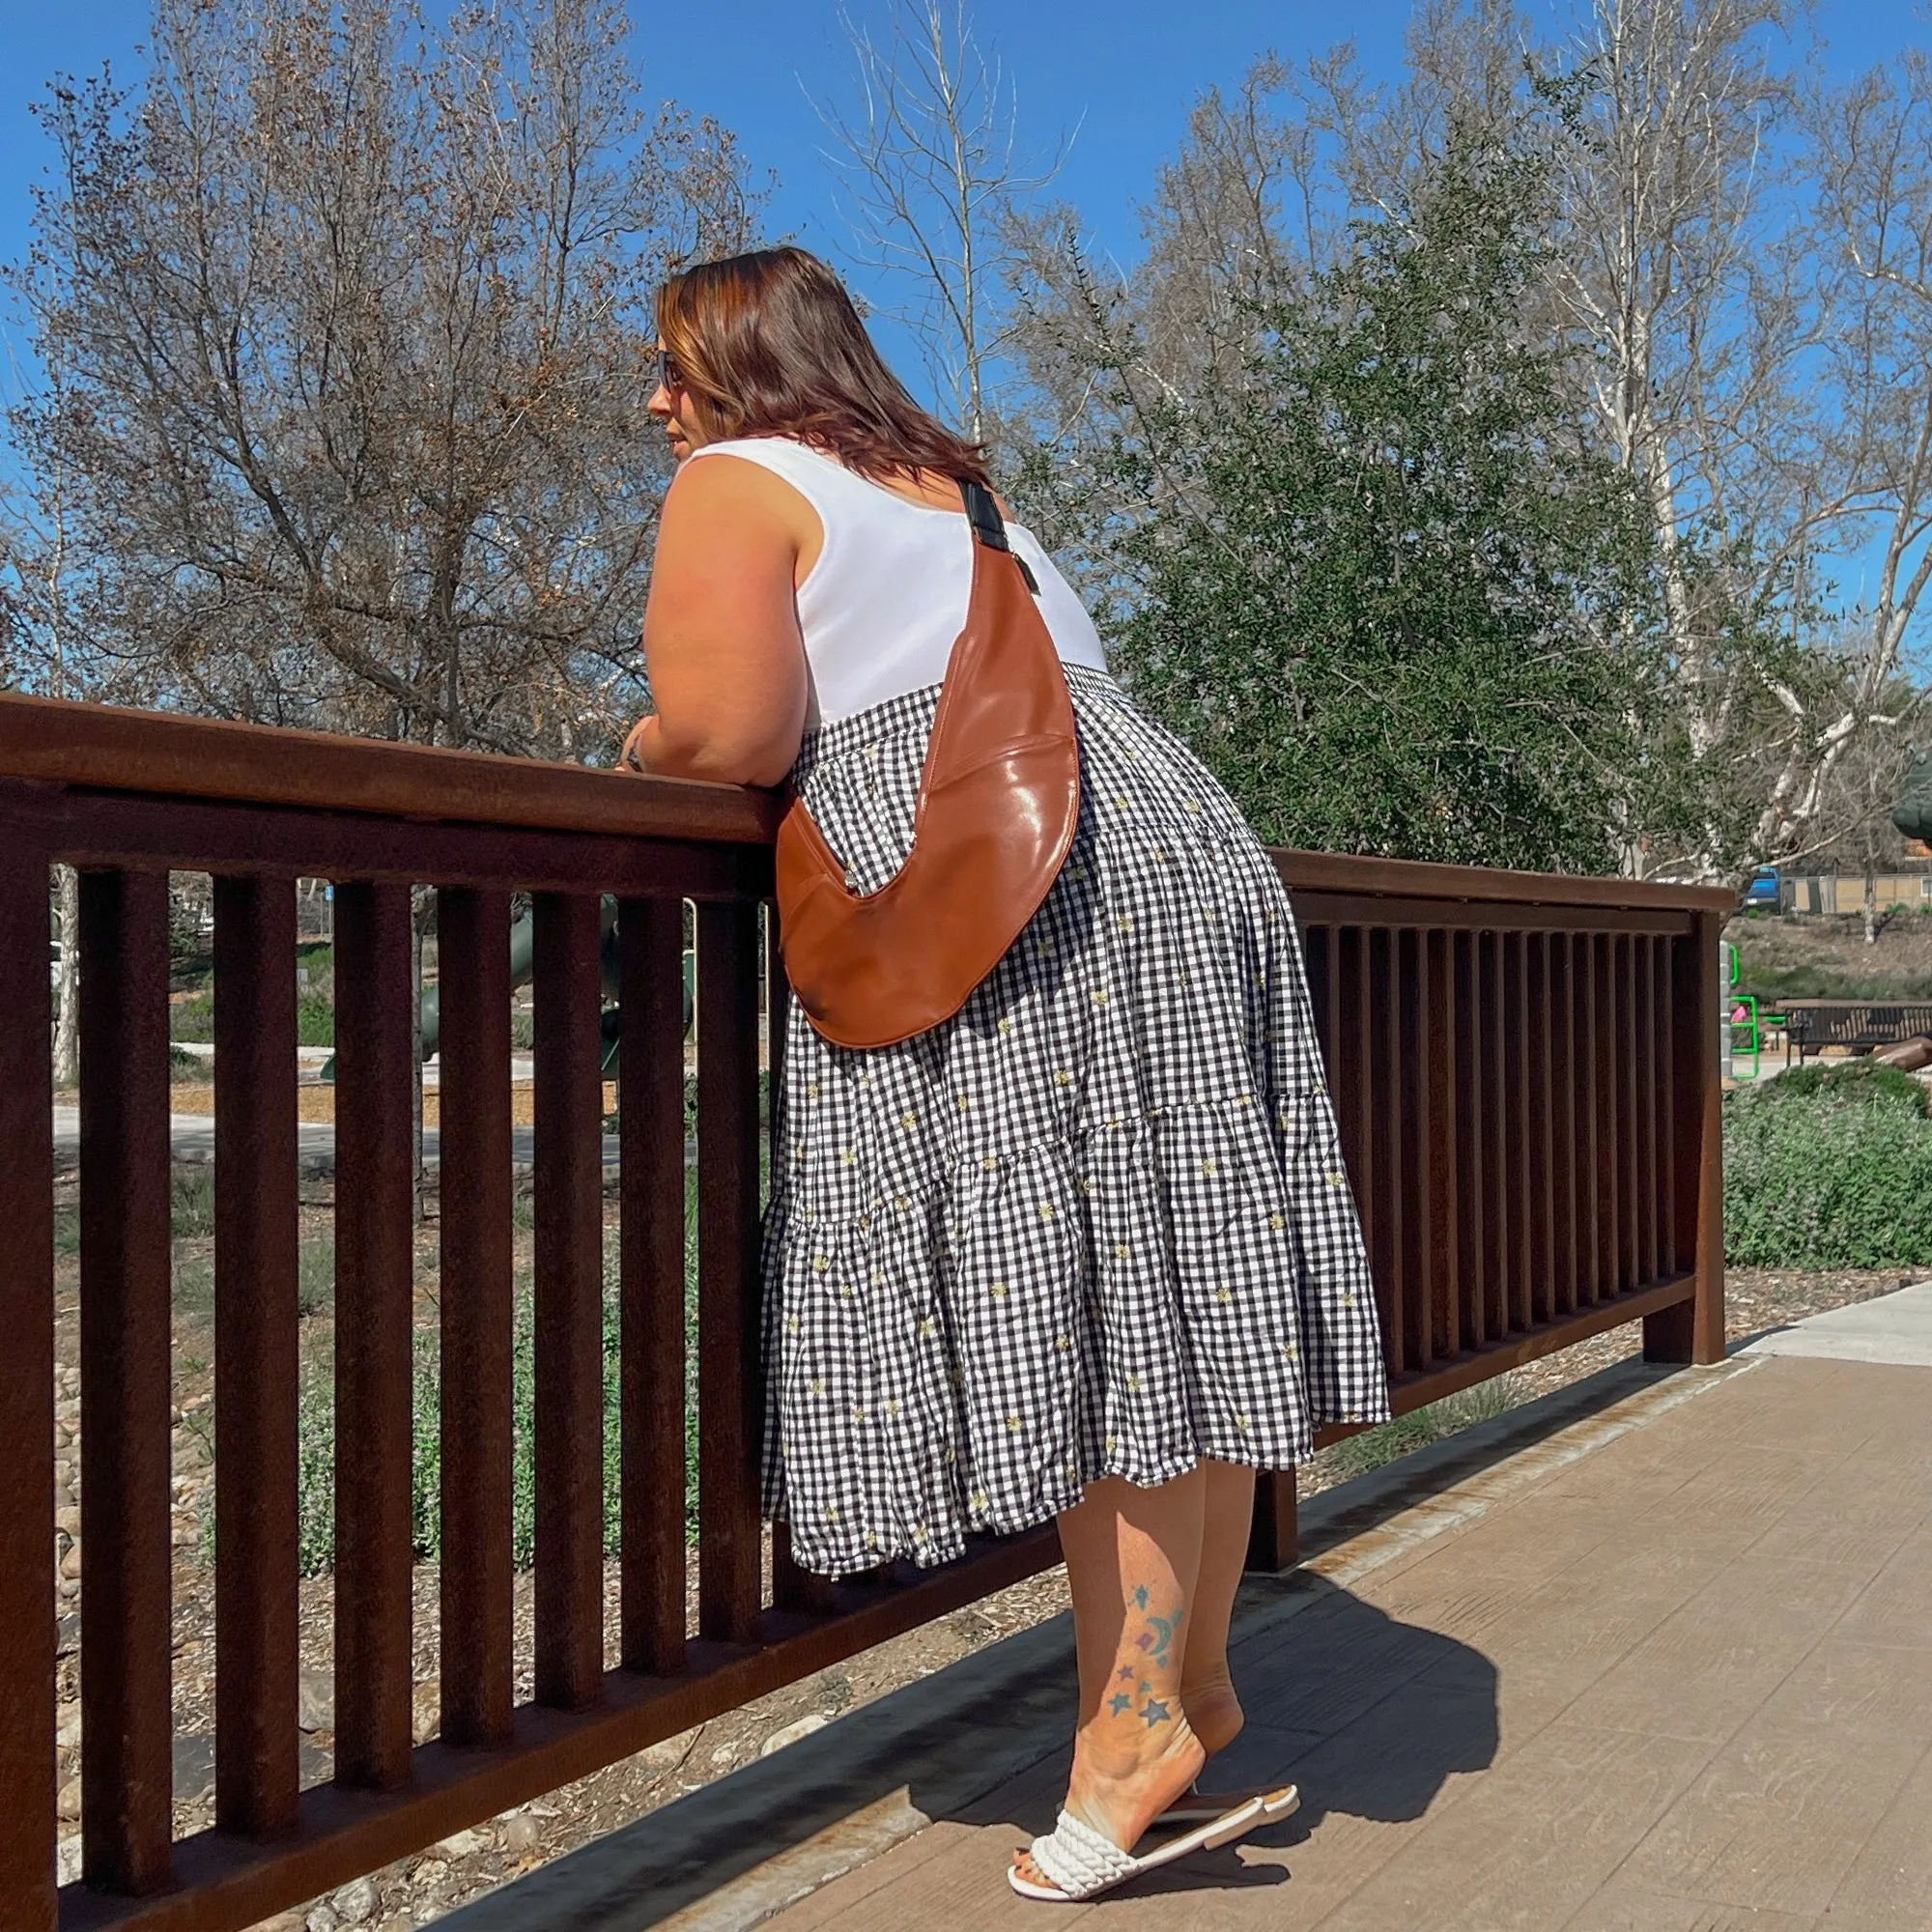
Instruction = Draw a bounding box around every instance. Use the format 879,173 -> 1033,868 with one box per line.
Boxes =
1769,997 -> 1932,1062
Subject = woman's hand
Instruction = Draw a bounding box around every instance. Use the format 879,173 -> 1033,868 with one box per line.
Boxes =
628,452 -> 814,787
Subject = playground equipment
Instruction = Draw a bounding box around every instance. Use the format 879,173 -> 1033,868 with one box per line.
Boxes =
1721,941 -> 1762,1080
323,898 -> 695,1082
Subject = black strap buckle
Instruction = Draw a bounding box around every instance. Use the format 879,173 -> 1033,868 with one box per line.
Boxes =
958,478 -> 1040,594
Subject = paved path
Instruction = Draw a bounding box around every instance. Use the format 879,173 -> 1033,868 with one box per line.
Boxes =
49,1107 -> 644,1176
771,1352 -> 1932,1931
1740,1279 -> 1932,1369
453,1293 -> 1932,1932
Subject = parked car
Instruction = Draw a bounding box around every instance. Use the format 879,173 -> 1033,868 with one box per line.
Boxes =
1743,865 -> 1780,910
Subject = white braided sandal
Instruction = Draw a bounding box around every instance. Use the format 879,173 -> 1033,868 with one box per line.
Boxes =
1154,1779 -> 1300,1828
1008,1788 -> 1285,1902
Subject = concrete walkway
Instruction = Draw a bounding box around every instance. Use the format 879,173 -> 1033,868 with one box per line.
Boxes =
49,1106 -> 661,1177
449,1288 -> 1932,1932
1739,1279 -> 1932,1369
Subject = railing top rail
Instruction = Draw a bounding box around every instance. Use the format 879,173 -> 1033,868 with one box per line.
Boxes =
0,689 -> 1733,911
1274,846 -> 1735,914
0,690 -> 780,846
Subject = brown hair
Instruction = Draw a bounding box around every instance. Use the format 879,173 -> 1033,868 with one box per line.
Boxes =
656,246 -> 991,487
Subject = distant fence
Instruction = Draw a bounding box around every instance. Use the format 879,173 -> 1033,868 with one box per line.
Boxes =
0,692 -> 1728,1929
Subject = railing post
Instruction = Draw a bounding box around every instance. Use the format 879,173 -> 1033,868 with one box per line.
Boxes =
213,872 -> 302,1839
1647,908 -> 1725,1365
696,900 -> 763,1645
531,892 -> 607,1712
0,827 -> 56,1930
331,880 -> 418,1789
438,886 -> 517,1747
1245,1469 -> 1299,1574
78,868 -> 175,1891
618,895 -> 692,1674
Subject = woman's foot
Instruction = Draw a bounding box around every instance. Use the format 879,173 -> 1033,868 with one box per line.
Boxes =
1010,1717 -> 1207,1892
1181,1665 -> 1245,1758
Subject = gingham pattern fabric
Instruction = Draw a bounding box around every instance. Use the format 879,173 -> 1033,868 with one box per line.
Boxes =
761,665 -> 1389,1577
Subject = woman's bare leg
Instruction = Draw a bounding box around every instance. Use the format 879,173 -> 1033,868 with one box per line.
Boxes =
1181,1461 -> 1255,1759
1011,1469 -> 1209,1887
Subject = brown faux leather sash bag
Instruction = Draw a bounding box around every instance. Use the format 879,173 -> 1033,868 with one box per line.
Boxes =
774,478 -> 1082,1050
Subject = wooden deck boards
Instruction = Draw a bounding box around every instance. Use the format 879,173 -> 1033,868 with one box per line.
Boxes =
760,1354 -> 1932,1931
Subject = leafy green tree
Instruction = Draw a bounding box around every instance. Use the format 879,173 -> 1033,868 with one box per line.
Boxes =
1104,133 -> 1702,874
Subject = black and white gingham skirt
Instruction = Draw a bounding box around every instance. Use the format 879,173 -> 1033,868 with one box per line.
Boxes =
761,665 -> 1390,1577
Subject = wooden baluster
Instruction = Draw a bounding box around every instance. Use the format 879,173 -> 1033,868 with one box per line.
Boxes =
1421,932 -> 1453,1362
532,893 -> 606,1710
437,887 -> 515,1747
1453,930 -> 1484,1352
213,874 -> 301,1838
1597,933 -> 1618,1299
331,881 -> 416,1788
1526,933 -> 1553,1327
1616,934 -> 1639,1294
1548,935 -> 1577,1319
0,833 -> 55,1929
696,901 -> 763,1646
619,895 -> 692,1672
1398,929 -> 1432,1372
1369,926 -> 1403,1378
1480,931 -> 1508,1342
765,904 -> 836,1620
77,869 -> 175,1891
1637,934 -> 1662,1285
1503,932 -> 1533,1334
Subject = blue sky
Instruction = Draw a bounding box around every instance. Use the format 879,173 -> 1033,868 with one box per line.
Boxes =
0,2 -> 1926,422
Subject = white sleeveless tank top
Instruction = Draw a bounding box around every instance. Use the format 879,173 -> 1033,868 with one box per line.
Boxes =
685,436 -> 1108,726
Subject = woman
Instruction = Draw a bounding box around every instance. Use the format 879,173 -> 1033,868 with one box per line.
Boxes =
628,245 -> 1389,1902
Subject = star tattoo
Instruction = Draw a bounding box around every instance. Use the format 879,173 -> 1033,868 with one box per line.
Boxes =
1132,1585 -> 1151,1610
1116,1665 -> 1136,1682
1108,1692 -> 1132,1717
1140,1699 -> 1171,1726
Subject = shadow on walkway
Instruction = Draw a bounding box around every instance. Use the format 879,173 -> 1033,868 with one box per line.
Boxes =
448,1361 -> 1694,1929
945,1577 -> 1498,1905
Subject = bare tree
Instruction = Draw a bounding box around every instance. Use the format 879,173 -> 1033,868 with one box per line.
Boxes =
3,236 -> 86,1080
6,0 -> 760,754
1774,53 -> 1932,868
815,0 -> 1065,444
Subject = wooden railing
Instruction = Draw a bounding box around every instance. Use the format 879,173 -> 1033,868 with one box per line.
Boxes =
0,691 -> 1729,1930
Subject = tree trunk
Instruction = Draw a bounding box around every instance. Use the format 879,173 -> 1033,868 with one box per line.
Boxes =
52,865 -> 81,1088
1865,865 -> 1880,946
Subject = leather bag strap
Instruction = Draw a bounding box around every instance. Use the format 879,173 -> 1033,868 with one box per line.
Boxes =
958,477 -> 1039,592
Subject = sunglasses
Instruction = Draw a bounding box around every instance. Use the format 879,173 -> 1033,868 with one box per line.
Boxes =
655,346 -> 686,396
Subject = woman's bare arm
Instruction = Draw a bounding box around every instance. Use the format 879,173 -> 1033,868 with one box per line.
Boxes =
627,455 -> 815,787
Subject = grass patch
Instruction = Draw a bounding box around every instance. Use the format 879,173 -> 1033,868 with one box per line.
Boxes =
174,1167 -> 217,1238
1327,1374 -> 1523,1481
1725,1059 -> 1932,1267
173,1259 -> 215,1318
297,1241 -> 334,1319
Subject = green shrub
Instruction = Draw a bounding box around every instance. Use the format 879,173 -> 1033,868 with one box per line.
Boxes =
296,990 -> 335,1047
171,993 -> 214,1042
1725,1061 -> 1932,1267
